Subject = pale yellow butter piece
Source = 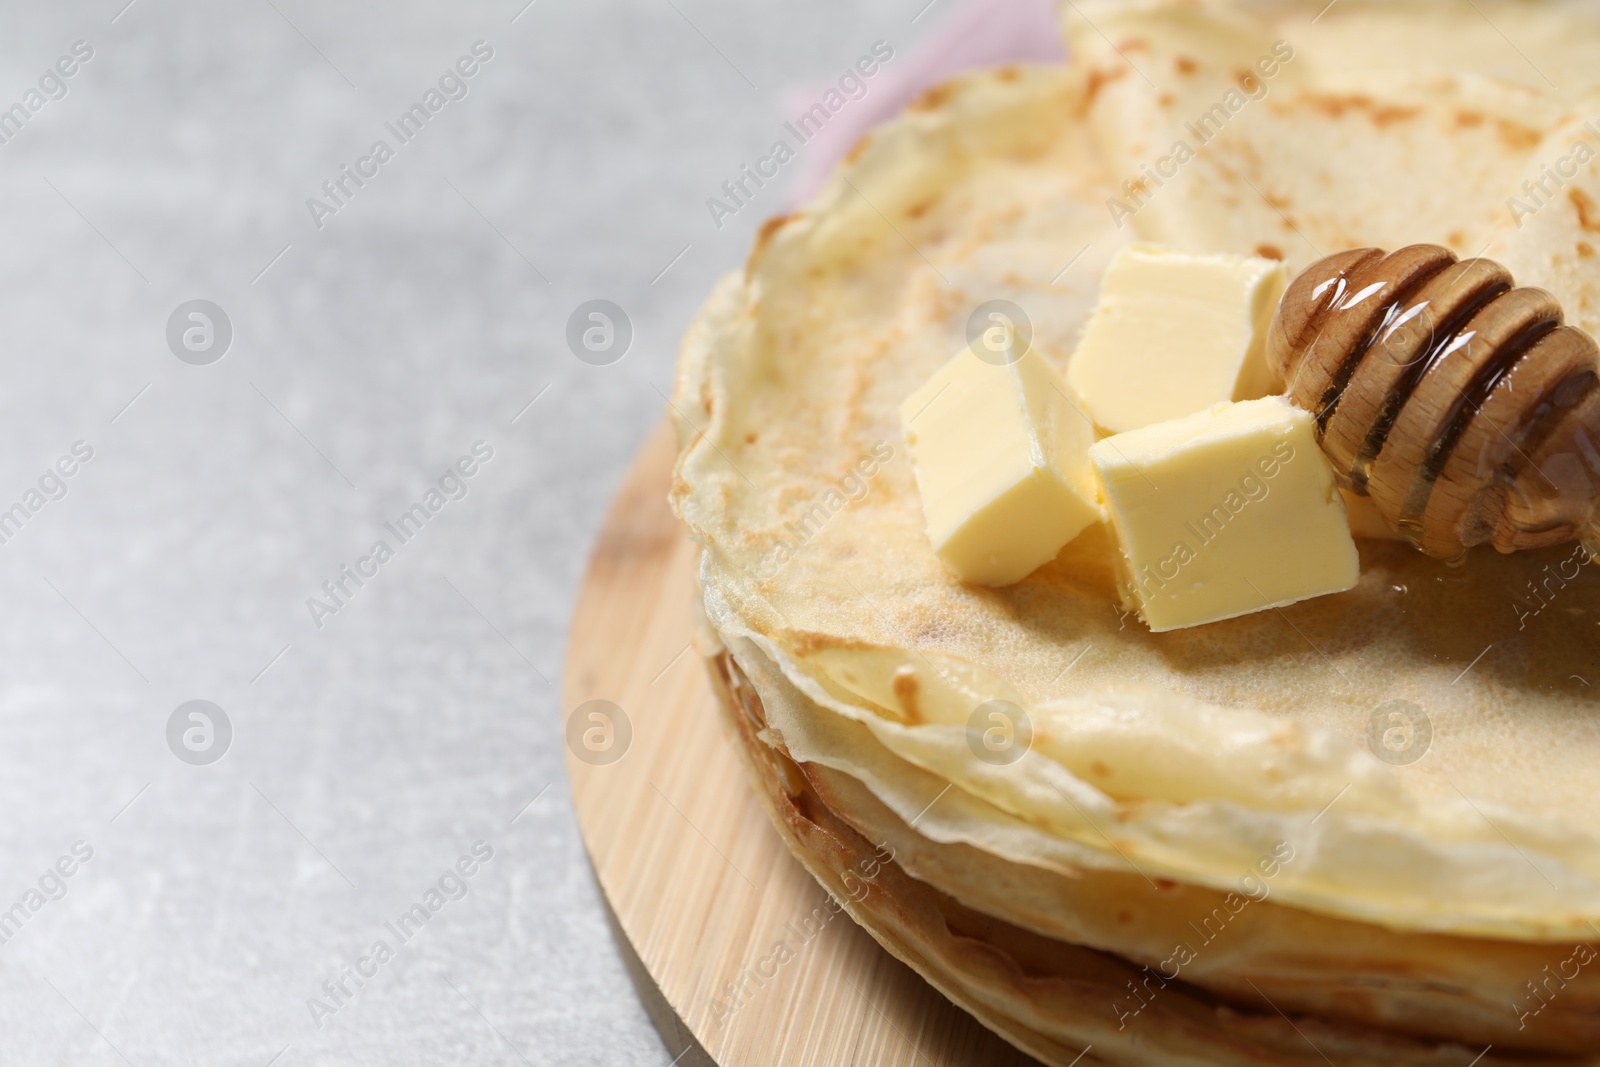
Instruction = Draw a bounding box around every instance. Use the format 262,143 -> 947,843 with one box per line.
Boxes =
901,344 -> 1102,586
1090,396 -> 1360,632
1068,245 -> 1288,434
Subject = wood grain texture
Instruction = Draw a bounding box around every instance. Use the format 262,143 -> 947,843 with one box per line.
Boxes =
563,419 -> 1038,1067
1267,244 -> 1600,557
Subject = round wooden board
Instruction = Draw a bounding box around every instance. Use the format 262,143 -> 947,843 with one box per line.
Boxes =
563,419 -> 1042,1067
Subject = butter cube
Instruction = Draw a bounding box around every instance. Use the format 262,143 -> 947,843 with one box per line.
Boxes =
1090,396 -> 1359,631
902,344 -> 1102,586
1068,246 -> 1288,434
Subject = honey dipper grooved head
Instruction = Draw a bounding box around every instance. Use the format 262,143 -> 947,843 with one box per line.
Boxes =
1266,244 -> 1600,559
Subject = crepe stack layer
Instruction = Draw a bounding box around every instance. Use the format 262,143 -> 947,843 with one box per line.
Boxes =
670,1 -> 1600,1062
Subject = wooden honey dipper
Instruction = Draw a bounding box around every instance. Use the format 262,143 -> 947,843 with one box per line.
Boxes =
1267,244 -> 1600,561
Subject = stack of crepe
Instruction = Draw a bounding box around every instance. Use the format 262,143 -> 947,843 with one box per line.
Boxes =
669,1 -> 1600,1062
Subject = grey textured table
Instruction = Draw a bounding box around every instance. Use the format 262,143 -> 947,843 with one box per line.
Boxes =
0,2 -> 937,1063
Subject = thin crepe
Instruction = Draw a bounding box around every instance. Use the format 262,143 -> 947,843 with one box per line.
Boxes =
710,639 -> 1591,1063
672,45 -> 1600,941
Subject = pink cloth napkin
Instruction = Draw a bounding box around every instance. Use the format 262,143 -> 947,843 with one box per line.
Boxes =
783,0 -> 1066,205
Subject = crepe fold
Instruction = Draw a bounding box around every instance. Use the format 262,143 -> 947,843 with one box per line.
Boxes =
670,1 -> 1600,1060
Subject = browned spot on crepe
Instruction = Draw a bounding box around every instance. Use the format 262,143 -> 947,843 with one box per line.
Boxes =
892,666 -> 922,725
1496,119 -> 1542,150
1572,188 -> 1600,233
1082,66 -> 1128,112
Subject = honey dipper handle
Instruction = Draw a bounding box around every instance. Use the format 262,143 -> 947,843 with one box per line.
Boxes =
1269,244 -> 1600,559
